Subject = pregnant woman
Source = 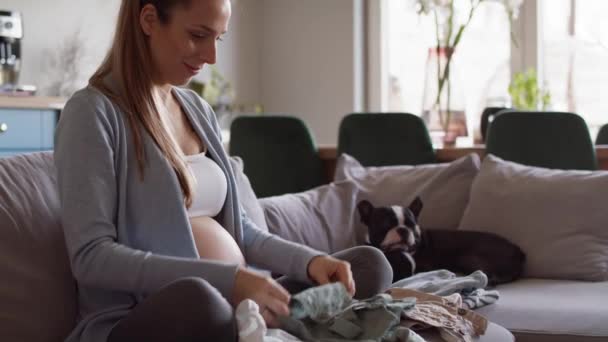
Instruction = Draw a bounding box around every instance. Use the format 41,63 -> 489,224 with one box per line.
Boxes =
54,1 -> 393,342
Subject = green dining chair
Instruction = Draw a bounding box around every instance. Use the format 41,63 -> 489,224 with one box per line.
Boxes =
229,115 -> 324,198
485,111 -> 597,170
596,124 -> 608,145
480,107 -> 510,143
337,113 -> 436,167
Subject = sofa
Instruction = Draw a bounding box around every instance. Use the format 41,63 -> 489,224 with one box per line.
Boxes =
257,153 -> 608,342
0,152 -> 514,342
0,150 -> 603,341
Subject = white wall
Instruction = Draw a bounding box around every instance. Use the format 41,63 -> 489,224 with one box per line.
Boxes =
260,0 -> 364,145
4,0 -> 261,104
1,0 -> 121,95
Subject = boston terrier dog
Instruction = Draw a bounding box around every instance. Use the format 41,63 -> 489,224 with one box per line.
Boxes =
357,198 -> 526,285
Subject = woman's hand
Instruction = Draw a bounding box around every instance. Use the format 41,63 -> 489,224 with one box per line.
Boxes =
232,267 -> 290,328
307,255 -> 356,297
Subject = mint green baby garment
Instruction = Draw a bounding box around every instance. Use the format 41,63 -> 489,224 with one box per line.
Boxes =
279,283 -> 423,342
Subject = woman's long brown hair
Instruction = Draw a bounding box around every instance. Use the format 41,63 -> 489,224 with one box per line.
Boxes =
90,0 -> 195,207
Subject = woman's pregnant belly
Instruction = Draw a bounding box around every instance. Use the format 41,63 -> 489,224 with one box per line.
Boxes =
190,216 -> 245,266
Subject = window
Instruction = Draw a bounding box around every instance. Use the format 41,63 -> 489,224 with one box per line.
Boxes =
376,0 -> 608,141
386,0 -> 512,141
539,0 -> 608,136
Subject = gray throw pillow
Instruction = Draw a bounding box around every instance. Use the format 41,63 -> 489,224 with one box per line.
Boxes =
260,180 -> 362,253
260,154 -> 480,253
335,153 -> 480,230
229,156 -> 268,232
459,154 -> 608,281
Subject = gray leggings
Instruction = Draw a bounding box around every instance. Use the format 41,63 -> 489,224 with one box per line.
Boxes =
107,246 -> 393,342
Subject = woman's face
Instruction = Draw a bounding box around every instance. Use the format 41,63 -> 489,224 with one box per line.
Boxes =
140,0 -> 231,86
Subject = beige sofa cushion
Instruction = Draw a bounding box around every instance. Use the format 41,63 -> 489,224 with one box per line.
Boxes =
334,153 -> 480,230
476,279 -> 608,342
0,152 -> 77,341
459,155 -> 608,281
261,180 -> 363,253
261,154 -> 481,253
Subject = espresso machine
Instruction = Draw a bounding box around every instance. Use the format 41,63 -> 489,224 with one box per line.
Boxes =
0,10 -> 22,89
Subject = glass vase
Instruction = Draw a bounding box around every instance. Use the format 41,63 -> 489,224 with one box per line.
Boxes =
421,47 -> 467,146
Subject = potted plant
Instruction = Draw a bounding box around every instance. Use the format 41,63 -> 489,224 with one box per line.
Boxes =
508,68 -> 552,110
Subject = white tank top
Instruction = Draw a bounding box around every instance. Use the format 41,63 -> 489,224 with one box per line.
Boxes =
185,151 -> 228,218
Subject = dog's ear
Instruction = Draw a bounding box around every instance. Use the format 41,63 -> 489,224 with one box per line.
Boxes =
409,196 -> 423,218
357,200 -> 374,225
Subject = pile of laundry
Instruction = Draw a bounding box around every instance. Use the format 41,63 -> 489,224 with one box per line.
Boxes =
236,270 -> 499,342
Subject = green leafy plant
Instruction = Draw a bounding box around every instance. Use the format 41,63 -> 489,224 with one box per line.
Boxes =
508,69 -> 551,110
187,65 -> 234,110
188,68 -> 265,116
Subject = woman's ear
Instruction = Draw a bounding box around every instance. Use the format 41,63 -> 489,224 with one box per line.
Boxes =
139,3 -> 159,36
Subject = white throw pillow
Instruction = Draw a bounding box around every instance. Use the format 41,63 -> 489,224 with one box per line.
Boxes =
335,153 -> 480,230
260,180 -> 362,253
260,154 -> 481,254
459,154 -> 608,281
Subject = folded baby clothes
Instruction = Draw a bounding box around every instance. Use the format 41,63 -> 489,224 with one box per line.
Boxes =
387,288 -> 488,342
279,283 -> 423,342
390,270 -> 499,310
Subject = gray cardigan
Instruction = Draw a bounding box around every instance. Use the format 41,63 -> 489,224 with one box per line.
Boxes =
54,85 -> 323,342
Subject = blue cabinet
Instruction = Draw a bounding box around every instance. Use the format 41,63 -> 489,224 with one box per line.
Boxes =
0,108 -> 58,157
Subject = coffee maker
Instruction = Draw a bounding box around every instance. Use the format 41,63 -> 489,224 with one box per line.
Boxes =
0,10 -> 22,87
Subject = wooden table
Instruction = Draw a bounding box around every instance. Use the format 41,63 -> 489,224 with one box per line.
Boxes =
0,96 -> 66,110
317,145 -> 608,182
